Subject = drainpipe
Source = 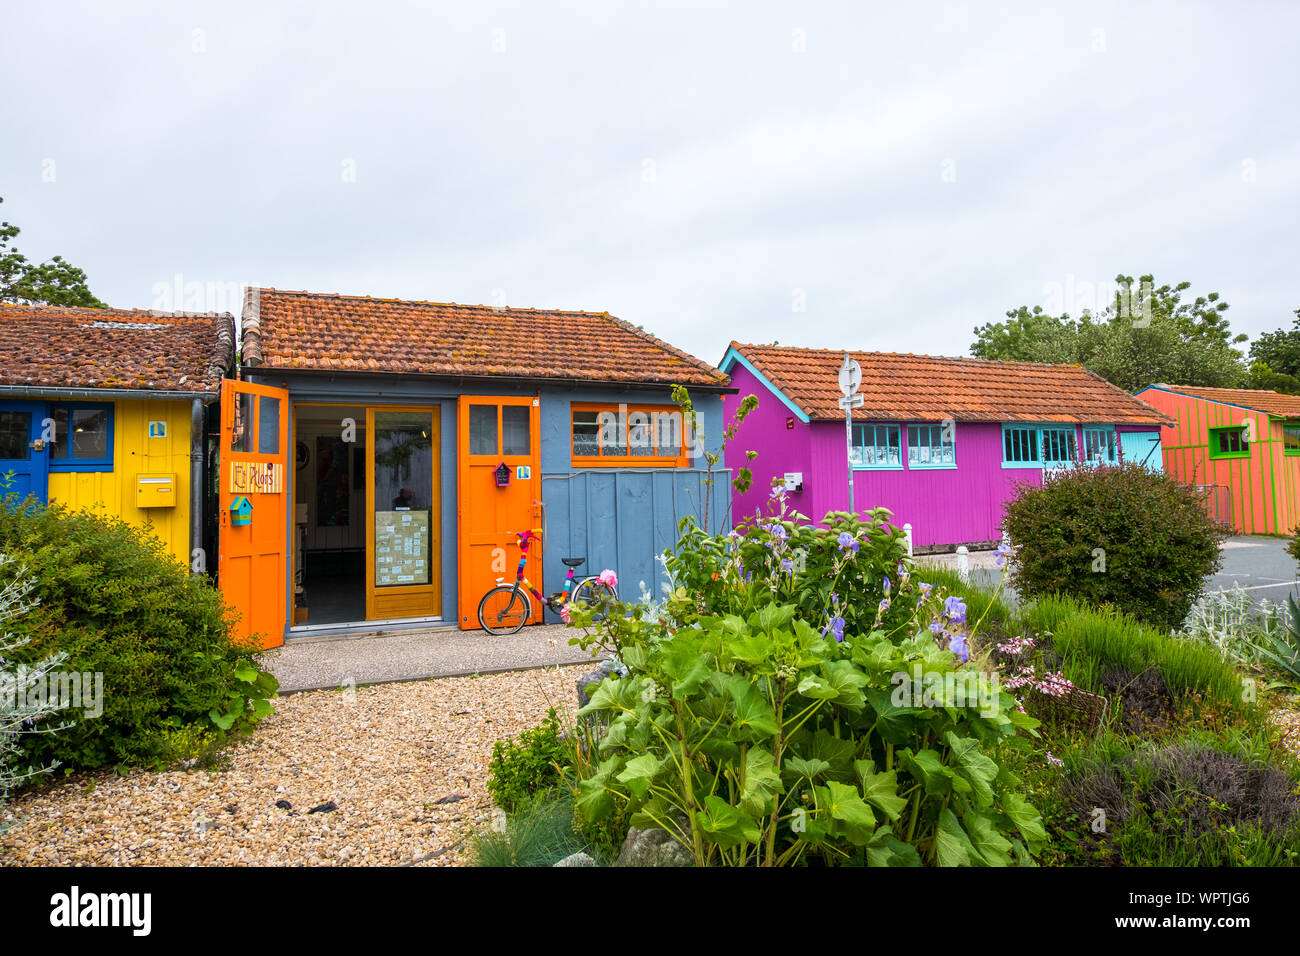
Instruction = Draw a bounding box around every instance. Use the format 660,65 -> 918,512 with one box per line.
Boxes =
191,398 -> 208,576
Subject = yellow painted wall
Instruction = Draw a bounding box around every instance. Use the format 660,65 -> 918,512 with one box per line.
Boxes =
47,399 -> 194,565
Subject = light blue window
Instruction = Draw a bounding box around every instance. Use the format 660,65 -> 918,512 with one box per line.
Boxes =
1083,426 -> 1118,464
851,423 -> 902,468
907,423 -> 955,468
1040,427 -> 1077,468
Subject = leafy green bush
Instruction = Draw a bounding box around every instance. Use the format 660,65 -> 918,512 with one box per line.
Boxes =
565,497 -> 1045,867
486,708 -> 568,814
0,496 -> 276,773
1001,462 -> 1226,629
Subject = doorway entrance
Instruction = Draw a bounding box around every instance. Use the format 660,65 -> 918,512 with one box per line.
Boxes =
291,403 -> 442,630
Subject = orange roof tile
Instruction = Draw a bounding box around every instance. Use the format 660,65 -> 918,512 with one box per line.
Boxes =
1147,384 -> 1300,418
241,289 -> 728,388
0,304 -> 235,393
728,343 -> 1171,425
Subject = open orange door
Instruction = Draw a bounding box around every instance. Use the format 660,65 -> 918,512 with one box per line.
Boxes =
457,396 -> 542,628
218,379 -> 291,649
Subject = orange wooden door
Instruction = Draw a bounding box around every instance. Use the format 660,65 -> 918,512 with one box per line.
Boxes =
218,379 -> 291,649
457,396 -> 542,628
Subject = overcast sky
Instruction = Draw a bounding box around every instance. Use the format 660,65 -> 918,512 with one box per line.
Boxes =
2,1 -> 1296,369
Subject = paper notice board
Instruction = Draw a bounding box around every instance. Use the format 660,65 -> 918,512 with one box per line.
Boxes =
374,510 -> 430,586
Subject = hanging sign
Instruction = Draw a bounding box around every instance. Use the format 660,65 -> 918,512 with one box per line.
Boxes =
230,461 -> 283,494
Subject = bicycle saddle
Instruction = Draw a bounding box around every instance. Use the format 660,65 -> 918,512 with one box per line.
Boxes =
561,557 -> 586,567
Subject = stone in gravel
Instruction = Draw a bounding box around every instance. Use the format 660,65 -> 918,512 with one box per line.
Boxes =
275,800 -> 292,810
434,794 -> 467,805
308,801 -> 338,814
553,851 -> 597,867
617,827 -> 693,867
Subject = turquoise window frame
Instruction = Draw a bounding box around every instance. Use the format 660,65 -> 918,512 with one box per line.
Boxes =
1001,423 -> 1081,469
851,423 -> 903,470
47,402 -> 114,473
906,423 -> 956,469
1082,426 -> 1118,465
1001,424 -> 1041,469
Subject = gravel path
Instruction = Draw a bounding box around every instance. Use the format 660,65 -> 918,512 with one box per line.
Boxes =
0,663 -> 593,867
267,622 -> 588,693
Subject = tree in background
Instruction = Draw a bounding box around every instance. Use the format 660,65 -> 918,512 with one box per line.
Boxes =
0,196 -> 106,308
971,274 -> 1249,393
1247,310 -> 1300,395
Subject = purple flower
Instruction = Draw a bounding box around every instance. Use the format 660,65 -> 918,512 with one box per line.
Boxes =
767,523 -> 787,542
877,598 -> 890,615
822,615 -> 846,642
780,558 -> 794,572
918,582 -> 933,596
995,542 -> 1014,567
882,575 -> 891,594
836,531 -> 859,553
944,596 -> 967,625
928,621 -> 945,635
948,632 -> 969,663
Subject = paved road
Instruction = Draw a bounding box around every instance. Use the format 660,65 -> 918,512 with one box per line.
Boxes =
1207,536 -> 1299,603
917,535 -> 1300,608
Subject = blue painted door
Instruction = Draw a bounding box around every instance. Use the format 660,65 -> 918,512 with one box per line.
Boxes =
1121,431 -> 1163,473
0,401 -> 49,503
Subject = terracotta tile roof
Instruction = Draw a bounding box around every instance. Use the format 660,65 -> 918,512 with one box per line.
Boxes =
727,343 -> 1172,425
241,288 -> 728,388
1147,384 -> 1300,418
0,304 -> 235,393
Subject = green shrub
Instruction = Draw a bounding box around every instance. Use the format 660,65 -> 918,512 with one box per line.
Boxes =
565,500 -> 1046,867
486,708 -> 568,814
1019,594 -> 1248,713
1054,730 -> 1300,866
471,790 -> 589,867
1001,462 -> 1227,629
0,496 -> 277,774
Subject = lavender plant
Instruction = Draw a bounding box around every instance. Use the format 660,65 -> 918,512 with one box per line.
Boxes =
0,555 -> 69,800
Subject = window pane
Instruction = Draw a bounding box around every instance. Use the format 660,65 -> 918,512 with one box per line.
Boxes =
469,405 -> 498,456
71,408 -> 109,459
231,392 -> 254,452
257,397 -> 280,455
656,412 -> 683,457
0,412 -> 31,460
628,411 -> 654,456
572,410 -> 599,457
373,411 -> 434,588
598,411 -> 626,455
49,407 -> 69,459
502,405 -> 530,456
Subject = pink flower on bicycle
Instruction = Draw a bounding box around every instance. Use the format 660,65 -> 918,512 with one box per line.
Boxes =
560,604 -> 572,624
598,569 -> 618,589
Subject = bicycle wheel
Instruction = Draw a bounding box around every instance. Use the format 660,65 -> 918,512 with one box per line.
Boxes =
478,585 -> 532,635
571,578 -> 617,617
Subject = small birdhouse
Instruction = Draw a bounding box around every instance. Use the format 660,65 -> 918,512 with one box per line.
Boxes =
494,462 -> 511,488
231,496 -> 253,526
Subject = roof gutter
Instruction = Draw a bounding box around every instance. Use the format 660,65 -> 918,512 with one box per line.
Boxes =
0,385 -> 220,402
246,365 -> 738,394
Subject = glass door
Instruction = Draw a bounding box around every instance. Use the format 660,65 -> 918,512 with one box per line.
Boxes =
366,407 -> 441,621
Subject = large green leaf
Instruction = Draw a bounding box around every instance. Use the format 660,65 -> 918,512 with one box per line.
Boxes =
739,747 -> 784,817
616,753 -> 662,799
785,755 -> 832,781
822,781 -> 877,830
854,761 -> 907,822
945,732 -> 999,808
663,641 -> 712,695
900,748 -> 956,797
1000,792 -> 1047,845
964,810 -> 1014,866
727,677 -> 779,739
695,795 -> 761,848
935,809 -> 975,867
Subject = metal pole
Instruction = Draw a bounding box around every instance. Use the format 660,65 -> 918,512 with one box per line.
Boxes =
846,405 -> 854,517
